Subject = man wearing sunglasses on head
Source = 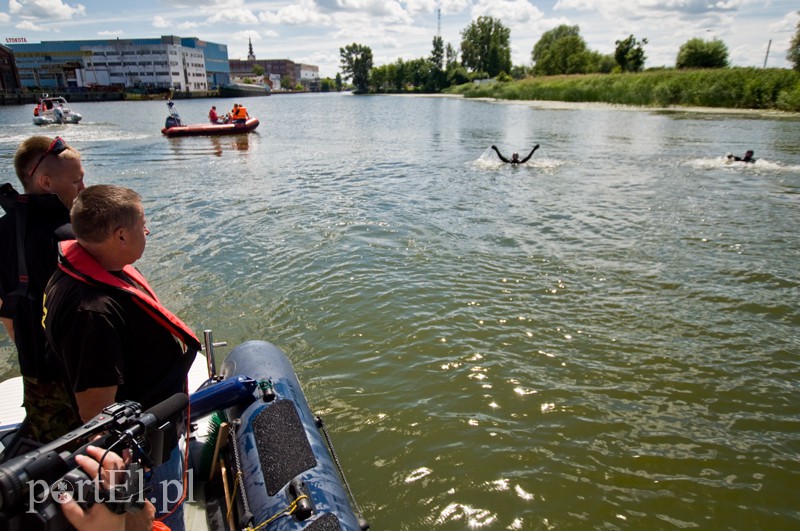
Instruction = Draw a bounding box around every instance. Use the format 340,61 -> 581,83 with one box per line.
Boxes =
0,136 -> 85,446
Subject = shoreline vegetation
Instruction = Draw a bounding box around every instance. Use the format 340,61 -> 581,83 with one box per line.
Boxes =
443,68 -> 800,113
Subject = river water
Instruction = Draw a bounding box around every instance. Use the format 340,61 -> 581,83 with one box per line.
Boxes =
1,94 -> 800,530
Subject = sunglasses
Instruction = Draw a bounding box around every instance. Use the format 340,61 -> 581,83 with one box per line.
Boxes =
28,136 -> 69,177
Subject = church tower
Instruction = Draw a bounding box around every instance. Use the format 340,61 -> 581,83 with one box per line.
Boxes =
247,38 -> 255,61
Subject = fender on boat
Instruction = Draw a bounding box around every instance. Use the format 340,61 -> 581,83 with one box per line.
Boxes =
214,340 -> 367,531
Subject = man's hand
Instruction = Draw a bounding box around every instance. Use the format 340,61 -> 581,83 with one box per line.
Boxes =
60,446 -> 155,531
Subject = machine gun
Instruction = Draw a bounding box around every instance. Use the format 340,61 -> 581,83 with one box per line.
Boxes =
0,393 -> 189,531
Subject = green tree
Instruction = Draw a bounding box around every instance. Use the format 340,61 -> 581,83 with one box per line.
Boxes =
788,13 -> 800,71
391,60 -> 406,91
532,25 -> 591,75
445,43 -> 458,70
252,64 -> 265,77
429,35 -> 447,91
447,65 -> 470,86
615,35 -> 648,72
335,72 -> 343,92
532,25 -> 579,64
406,58 -> 431,90
340,43 -> 374,92
586,51 -> 616,73
676,38 -> 729,68
280,75 -> 293,89
370,64 -> 387,92
460,16 -> 512,77
509,64 -> 529,79
431,35 -> 444,71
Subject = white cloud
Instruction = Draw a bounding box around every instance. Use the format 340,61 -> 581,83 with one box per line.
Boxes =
9,0 -> 85,20
440,0 -> 471,15
472,0 -> 545,23
208,8 -> 259,25
0,12 -> 10,23
16,19 -> 47,30
160,0 -> 244,6
98,30 -> 123,36
152,15 -> 169,29
258,0 -> 332,26
768,11 -> 800,33
152,14 -> 200,31
404,0 -> 437,18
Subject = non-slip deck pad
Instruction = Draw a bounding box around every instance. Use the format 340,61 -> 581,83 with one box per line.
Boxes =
252,399 -> 317,495
305,513 -> 342,531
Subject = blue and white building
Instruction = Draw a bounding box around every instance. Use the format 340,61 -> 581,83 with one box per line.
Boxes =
9,35 -> 230,91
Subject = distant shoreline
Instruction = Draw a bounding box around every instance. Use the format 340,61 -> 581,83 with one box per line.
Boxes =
440,69 -> 800,114
383,92 -> 800,117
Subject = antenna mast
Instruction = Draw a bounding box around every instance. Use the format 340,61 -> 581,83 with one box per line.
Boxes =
763,39 -> 771,68
437,5 -> 441,37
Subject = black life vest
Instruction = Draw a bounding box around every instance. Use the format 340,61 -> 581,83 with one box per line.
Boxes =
0,183 -> 73,304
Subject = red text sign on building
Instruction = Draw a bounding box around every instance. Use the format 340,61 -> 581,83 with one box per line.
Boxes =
5,37 -> 28,43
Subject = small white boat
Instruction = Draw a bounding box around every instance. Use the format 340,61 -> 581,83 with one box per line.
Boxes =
32,96 -> 82,125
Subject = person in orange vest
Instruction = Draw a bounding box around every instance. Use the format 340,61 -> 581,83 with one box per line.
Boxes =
232,103 -> 249,123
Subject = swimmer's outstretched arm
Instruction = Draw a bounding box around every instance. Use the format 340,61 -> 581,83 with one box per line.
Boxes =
491,145 -> 511,163
519,144 -> 540,164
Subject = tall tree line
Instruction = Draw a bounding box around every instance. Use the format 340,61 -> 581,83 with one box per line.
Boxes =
339,14 -> 799,93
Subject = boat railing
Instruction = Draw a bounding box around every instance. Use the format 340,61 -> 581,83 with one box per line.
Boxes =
202,329 -> 227,381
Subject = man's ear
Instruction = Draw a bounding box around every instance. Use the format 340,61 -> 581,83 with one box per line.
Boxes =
114,226 -> 127,244
36,173 -> 53,192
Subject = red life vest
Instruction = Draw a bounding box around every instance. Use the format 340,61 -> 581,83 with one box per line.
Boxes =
56,240 -> 201,354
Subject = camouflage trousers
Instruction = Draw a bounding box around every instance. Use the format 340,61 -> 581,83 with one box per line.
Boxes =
22,376 -> 81,443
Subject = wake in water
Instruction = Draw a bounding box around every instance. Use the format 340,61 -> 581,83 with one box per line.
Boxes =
473,146 -> 564,174
687,156 -> 800,172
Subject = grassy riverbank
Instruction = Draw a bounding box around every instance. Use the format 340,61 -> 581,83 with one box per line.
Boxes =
445,68 -> 800,112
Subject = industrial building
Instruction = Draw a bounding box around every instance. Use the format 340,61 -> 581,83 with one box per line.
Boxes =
8,35 -> 230,92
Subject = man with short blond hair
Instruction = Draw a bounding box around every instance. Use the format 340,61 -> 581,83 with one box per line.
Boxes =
0,135 -> 85,444
43,184 -> 199,531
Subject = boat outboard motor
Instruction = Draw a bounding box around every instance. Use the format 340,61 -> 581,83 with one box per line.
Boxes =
165,115 -> 180,129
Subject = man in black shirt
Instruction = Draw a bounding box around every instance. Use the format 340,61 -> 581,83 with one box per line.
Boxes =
0,135 -> 85,443
43,184 -> 199,531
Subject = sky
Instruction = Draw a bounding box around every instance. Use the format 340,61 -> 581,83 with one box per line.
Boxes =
0,0 -> 798,78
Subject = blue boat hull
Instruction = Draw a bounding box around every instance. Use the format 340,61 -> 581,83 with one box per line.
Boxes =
204,340 -> 366,531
